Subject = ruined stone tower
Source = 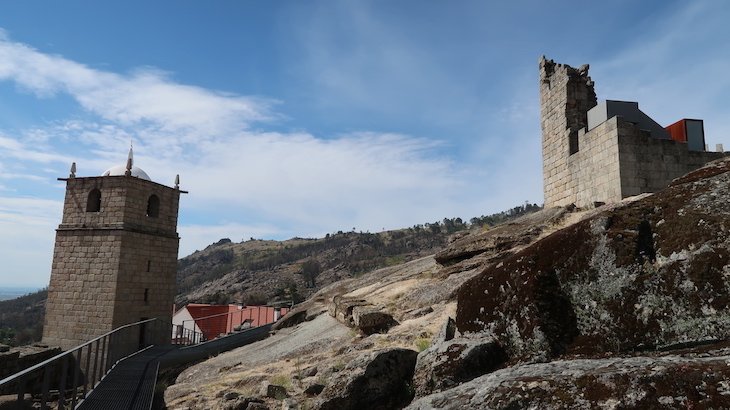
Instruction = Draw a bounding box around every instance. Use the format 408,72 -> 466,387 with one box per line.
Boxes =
43,150 -> 183,350
540,56 -> 726,208
539,56 -> 597,207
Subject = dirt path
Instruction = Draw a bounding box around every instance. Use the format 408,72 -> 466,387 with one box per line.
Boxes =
165,314 -> 350,406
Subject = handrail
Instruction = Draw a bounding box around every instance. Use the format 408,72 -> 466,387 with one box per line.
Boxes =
0,318 -> 159,387
0,317 -> 167,409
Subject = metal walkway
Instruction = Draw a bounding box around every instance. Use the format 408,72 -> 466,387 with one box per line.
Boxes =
77,346 -> 175,410
0,314 -> 279,410
76,325 -> 272,410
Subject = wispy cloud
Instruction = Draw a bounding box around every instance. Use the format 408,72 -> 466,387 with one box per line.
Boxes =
0,31 -> 274,137
0,30 -> 475,286
0,134 -> 72,164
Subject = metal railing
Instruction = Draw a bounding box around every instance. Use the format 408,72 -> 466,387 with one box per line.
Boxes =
172,323 -> 205,345
173,305 -> 286,346
0,317 -> 166,409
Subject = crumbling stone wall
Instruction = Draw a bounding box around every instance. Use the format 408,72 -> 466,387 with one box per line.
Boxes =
540,56 -> 597,207
43,175 -> 181,350
540,56 -> 727,208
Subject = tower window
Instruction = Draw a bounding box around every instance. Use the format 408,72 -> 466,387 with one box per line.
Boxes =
146,194 -> 160,218
86,189 -> 101,212
144,288 -> 149,303
147,260 -> 151,272
569,130 -> 579,155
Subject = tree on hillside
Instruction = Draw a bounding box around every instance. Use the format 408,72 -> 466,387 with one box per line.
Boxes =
300,258 -> 322,288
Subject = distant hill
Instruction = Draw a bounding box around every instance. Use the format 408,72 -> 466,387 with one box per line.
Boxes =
177,227 -> 454,307
0,288 -> 47,346
176,203 -> 541,307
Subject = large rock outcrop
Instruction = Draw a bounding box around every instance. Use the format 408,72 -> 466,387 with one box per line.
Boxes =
408,345 -> 730,409
328,296 -> 398,335
316,348 -> 418,410
456,157 -> 730,361
413,335 -> 507,397
165,158 -> 730,410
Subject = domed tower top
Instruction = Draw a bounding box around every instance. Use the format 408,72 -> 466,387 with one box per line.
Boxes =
102,146 -> 151,181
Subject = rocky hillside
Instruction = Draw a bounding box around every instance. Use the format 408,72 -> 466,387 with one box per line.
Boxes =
165,157 -> 730,409
175,205 -> 540,307
412,156 -> 730,408
176,228 -> 453,307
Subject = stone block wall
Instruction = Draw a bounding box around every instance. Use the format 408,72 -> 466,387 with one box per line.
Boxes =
43,175 -> 181,350
43,231 -> 122,348
0,345 -> 62,393
558,116 -> 726,208
617,126 -> 726,197
58,176 -> 179,237
113,231 -> 179,344
540,56 -> 597,207
567,117 -> 622,206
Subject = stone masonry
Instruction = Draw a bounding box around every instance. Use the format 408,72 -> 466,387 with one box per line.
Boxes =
540,56 -> 727,208
43,173 -> 182,350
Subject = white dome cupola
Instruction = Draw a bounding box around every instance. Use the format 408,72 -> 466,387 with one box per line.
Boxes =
102,146 -> 151,181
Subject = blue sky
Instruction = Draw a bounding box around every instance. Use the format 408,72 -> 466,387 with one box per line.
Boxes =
0,1 -> 729,287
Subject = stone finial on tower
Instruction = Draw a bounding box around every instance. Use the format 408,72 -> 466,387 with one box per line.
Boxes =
69,162 -> 76,178
175,174 -> 180,189
125,146 -> 133,176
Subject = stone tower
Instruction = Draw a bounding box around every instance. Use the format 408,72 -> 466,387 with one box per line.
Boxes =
43,150 -> 183,350
539,56 -> 726,208
539,56 -> 598,207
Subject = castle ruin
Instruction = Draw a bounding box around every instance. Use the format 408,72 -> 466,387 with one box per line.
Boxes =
540,56 -> 726,208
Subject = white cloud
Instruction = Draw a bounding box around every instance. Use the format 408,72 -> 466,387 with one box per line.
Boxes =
0,35 -> 274,140
0,134 -> 72,164
156,129 -> 469,240
0,31 -> 481,287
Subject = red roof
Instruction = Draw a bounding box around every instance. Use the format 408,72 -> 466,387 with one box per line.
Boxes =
181,304 -> 289,341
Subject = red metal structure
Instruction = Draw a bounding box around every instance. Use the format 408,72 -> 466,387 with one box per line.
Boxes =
174,304 -> 289,342
665,118 -> 706,151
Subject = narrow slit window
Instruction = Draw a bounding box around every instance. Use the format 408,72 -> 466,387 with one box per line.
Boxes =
144,288 -> 149,303
146,260 -> 151,272
146,194 -> 159,218
569,130 -> 579,155
86,189 -> 101,212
